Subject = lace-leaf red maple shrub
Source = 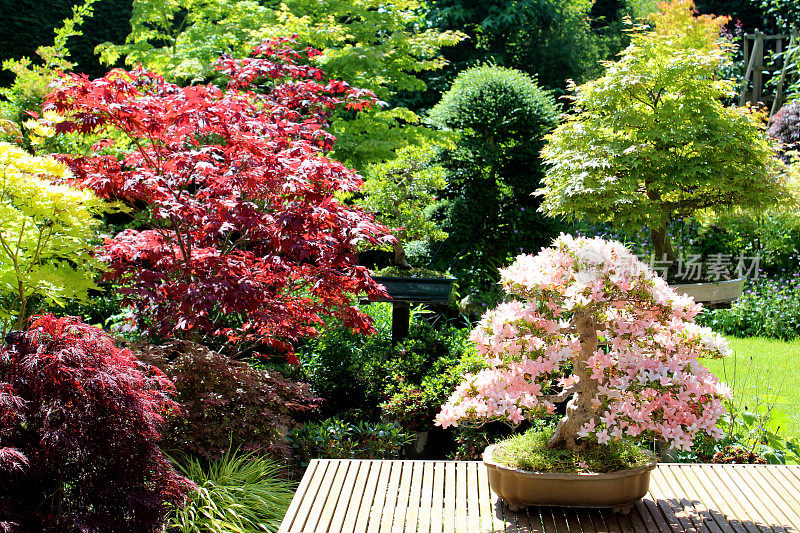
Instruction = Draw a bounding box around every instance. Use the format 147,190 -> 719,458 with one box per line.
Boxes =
135,340 -> 321,461
0,315 -> 192,533
44,37 -> 393,356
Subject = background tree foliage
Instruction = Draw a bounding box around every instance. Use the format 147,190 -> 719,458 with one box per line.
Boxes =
420,0 -> 608,103
95,0 -> 464,170
0,0 -> 132,86
0,0 -> 101,143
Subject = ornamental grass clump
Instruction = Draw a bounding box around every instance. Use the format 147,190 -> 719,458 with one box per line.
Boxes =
436,236 -> 732,465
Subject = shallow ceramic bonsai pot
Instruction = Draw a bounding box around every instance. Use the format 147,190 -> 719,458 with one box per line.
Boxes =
483,444 -> 658,513
372,275 -> 456,303
671,277 -> 745,305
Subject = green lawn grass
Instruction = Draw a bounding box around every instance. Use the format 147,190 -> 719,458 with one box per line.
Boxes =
702,337 -> 800,439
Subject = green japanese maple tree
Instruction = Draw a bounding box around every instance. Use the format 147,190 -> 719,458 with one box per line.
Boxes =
0,142 -> 108,333
539,0 -> 789,263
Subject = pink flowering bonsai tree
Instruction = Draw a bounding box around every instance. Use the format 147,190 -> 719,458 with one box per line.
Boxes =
436,235 -> 731,460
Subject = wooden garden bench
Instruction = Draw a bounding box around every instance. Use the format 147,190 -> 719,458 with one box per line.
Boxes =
279,459 -> 800,532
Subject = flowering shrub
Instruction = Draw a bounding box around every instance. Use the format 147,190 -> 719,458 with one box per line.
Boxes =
44,37 -> 393,355
0,315 -> 190,532
436,236 -> 732,452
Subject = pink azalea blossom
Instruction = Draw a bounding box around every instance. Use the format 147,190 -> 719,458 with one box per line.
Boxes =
436,235 -> 731,452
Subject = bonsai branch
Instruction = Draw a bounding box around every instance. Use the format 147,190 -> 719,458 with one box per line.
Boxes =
543,386 -> 578,404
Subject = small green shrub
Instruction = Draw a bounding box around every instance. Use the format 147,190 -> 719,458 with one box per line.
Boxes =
381,344 -> 487,432
493,426 -> 653,474
295,304 -> 393,417
679,404 -> 800,465
169,450 -> 295,533
298,307 -> 475,418
698,276 -> 800,340
291,418 -> 412,461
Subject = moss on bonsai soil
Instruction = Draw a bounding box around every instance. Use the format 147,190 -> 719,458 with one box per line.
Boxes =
492,427 -> 654,474
373,266 -> 452,279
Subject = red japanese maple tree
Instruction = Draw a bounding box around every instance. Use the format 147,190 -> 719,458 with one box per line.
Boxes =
0,315 -> 191,532
45,38 -> 393,355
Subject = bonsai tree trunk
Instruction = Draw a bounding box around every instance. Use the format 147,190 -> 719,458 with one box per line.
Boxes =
392,241 -> 411,270
547,312 -> 601,451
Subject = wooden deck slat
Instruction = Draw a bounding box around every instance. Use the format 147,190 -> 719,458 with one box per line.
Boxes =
279,459 -> 318,532
696,465 -> 762,533
675,464 -> 741,533
562,505 -> 583,533
760,467 -> 800,523
376,460 -> 403,533
340,461 -> 374,533
284,459 -> 329,533
312,459 -> 352,532
465,462 -> 481,533
280,461 -> 800,532
706,465 -> 778,533
648,469 -> 694,532
477,457 -> 504,533
306,459 -> 346,532
742,466 -> 800,530
444,462 -> 457,533
418,461 -> 435,533
456,462 -> 469,533
405,460 -> 425,532
391,460 -> 415,533
720,465 -> 791,533
357,460 -> 388,533
431,462 -> 446,533
658,464 -> 717,533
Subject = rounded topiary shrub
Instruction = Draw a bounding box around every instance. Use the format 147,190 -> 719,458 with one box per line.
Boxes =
428,66 -> 562,287
768,101 -> 800,162
0,315 -> 191,533
429,65 -> 559,140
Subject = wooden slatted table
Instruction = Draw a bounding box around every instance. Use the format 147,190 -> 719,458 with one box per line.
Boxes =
279,459 -> 800,532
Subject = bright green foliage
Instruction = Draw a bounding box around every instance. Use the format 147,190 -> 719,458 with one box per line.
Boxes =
360,142 -> 449,267
539,0 -> 789,261
0,0 -> 98,147
0,142 -> 107,333
428,65 -> 561,286
97,0 -> 464,169
169,450 -> 296,533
